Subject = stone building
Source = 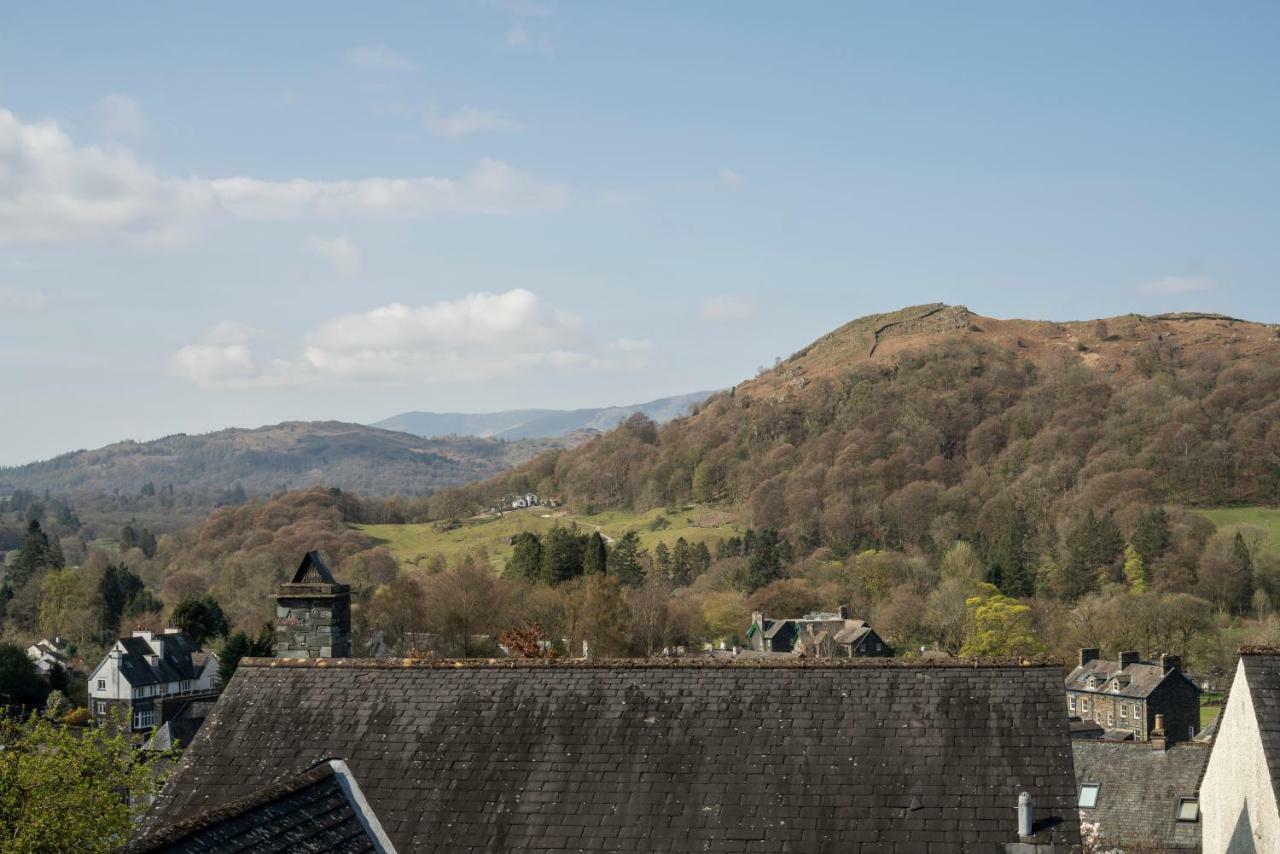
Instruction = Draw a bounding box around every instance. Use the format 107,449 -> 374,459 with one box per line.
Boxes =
747,605 -> 893,658
274,551 -> 351,659
137,658 -> 1081,852
86,628 -> 219,732
1065,648 -> 1202,743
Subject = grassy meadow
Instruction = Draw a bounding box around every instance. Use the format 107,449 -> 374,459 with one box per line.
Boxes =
355,504 -> 744,572
1195,506 -> 1280,556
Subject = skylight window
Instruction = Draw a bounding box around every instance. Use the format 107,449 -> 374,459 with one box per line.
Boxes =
1078,784 -> 1100,809
1176,798 -> 1199,822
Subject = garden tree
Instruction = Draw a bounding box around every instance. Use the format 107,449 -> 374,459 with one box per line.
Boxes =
0,643 -> 48,709
670,538 -> 694,586
653,542 -> 672,579
959,590 -> 1046,658
43,690 -> 69,721
1131,507 -> 1172,566
218,629 -> 274,686
924,575 -> 988,654
363,573 -> 430,652
565,574 -> 630,657
582,531 -> 608,575
171,594 -> 231,645
739,529 -> 785,594
504,532 -> 543,581
540,524 -> 587,586
423,557 -> 507,657
0,711 -> 177,852
627,577 -> 671,656
1122,546 -> 1148,593
606,531 -> 646,587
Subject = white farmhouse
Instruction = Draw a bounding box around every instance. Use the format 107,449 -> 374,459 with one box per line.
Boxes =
25,636 -> 68,674
1201,647 -> 1280,852
87,628 -> 219,732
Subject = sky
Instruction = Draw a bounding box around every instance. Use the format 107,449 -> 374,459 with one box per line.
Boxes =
1,2 -> 1279,465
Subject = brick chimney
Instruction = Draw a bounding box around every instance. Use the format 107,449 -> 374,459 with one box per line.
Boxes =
1160,653 -> 1182,675
1118,650 -> 1141,668
838,604 -> 850,620
274,551 -> 351,659
1151,713 -> 1168,751
1079,647 -> 1100,668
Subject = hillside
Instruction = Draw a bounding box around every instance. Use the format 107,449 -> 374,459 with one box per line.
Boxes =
372,391 -> 717,440
424,304 -> 1280,595
0,421 -> 570,500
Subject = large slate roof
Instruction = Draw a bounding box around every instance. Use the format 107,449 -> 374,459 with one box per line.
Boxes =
142,658 -> 1080,853
129,760 -> 382,853
1064,658 -> 1178,699
115,632 -> 208,687
1239,650 -> 1280,807
1072,741 -> 1208,851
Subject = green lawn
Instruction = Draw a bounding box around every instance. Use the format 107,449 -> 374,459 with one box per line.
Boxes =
1200,692 -> 1225,729
1196,506 -> 1280,556
355,505 -> 745,572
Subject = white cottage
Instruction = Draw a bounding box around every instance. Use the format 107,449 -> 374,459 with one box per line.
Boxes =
87,628 -> 219,732
25,636 -> 68,674
1201,647 -> 1280,853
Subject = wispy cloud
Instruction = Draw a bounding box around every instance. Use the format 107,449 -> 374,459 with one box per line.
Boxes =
171,289 -> 648,389
0,287 -> 48,310
346,43 -> 415,71
0,107 -> 566,245
307,235 -> 363,277
93,94 -> 145,138
426,107 -> 523,138
718,168 -> 743,189
1138,276 -> 1218,295
700,295 -> 753,321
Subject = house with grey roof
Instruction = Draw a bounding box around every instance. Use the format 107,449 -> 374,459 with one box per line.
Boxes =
1201,647 -> 1280,853
747,605 -> 893,658
87,628 -> 218,732
1065,647 -> 1201,744
1073,738 -> 1209,851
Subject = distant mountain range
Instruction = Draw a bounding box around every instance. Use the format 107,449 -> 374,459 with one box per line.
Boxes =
371,391 -> 718,440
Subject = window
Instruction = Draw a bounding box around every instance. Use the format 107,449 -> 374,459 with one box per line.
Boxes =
1176,798 -> 1199,823
1068,696 -> 1076,712
132,709 -> 156,730
1107,712 -> 1114,726
1189,725 -> 1196,740
94,700 -> 108,716
1078,784 -> 1100,809
1081,698 -> 1089,713
1134,703 -> 1141,718
1120,705 -> 1127,719
96,679 -> 105,691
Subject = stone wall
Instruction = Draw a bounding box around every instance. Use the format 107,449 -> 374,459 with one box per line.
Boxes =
275,589 -> 351,659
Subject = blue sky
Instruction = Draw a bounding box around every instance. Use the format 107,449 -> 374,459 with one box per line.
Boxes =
1,2 -> 1278,465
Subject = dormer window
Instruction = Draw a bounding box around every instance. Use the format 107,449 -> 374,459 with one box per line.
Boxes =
1111,681 -> 1120,693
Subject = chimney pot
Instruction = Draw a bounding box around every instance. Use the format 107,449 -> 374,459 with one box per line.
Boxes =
838,604 -> 850,620
1017,791 -> 1033,838
1079,647 -> 1100,668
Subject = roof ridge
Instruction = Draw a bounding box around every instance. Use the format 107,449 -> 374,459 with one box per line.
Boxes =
237,655 -> 1066,670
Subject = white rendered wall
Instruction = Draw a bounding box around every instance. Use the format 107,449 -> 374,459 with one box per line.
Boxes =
1202,658 -> 1280,853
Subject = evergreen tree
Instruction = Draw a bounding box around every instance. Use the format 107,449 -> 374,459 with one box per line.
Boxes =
119,525 -> 140,552
171,594 -> 231,645
693,541 -> 713,576
606,531 -> 646,587
986,508 -> 1033,597
98,564 -> 148,640
1233,531 -> 1255,611
583,531 -> 608,575
670,538 -> 694,586
540,525 -> 587,586
742,529 -> 785,593
1131,506 -> 1171,566
218,628 -> 274,686
1061,510 -> 1123,600
504,532 -> 543,581
8,521 -> 51,589
1123,545 -> 1148,592
138,528 -> 158,559
653,542 -> 672,579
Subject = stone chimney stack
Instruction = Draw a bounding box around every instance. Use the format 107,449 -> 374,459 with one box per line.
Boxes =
1118,650 -> 1141,668
275,551 -> 351,659
838,604 -> 851,620
1160,653 -> 1182,675
1079,647 -> 1100,668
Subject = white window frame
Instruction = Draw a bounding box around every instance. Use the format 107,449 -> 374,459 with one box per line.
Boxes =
1120,705 -> 1127,719
1079,784 -> 1100,809
1176,798 -> 1199,823
132,708 -> 156,730
1068,696 -> 1076,712
96,678 -> 105,691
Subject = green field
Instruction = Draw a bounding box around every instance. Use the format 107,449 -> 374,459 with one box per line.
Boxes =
1195,507 -> 1280,556
355,505 -> 745,572
1201,692 -> 1225,729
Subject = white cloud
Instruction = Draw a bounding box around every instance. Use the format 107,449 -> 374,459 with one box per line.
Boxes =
171,289 -> 648,389
426,107 -> 523,138
347,44 -> 415,71
0,287 -> 47,310
1138,275 -> 1218,295
307,235 -> 363,277
699,295 -> 753,321
94,94 -> 145,138
0,107 -> 566,244
718,168 -> 743,189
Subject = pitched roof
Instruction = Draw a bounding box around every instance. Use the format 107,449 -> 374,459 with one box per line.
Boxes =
141,658 -> 1081,852
113,632 -> 209,687
293,551 -> 337,584
1064,657 -> 1197,699
128,760 -> 386,853
1072,741 -> 1209,850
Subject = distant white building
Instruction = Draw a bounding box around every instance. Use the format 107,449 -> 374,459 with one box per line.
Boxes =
511,492 -> 539,510
87,628 -> 219,732
26,636 -> 68,675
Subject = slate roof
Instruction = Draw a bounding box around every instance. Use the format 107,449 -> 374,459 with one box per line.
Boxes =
114,632 -> 208,687
1072,741 -> 1209,851
1065,657 -> 1195,699
142,658 -> 1081,853
293,550 -> 337,584
128,760 -> 382,853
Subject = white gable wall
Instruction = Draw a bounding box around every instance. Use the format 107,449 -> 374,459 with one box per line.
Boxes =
1202,658 -> 1280,853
